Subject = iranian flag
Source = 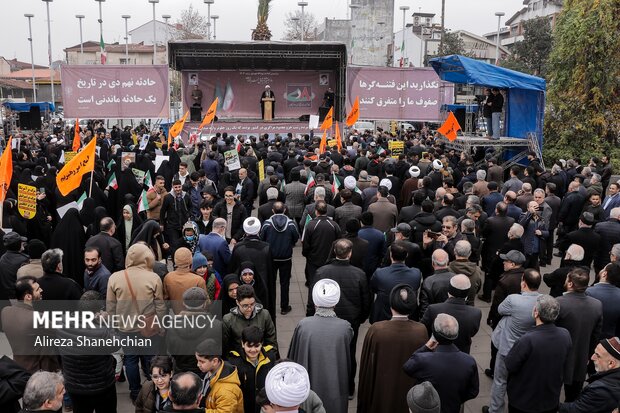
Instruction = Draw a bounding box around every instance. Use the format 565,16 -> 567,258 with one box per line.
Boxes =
301,213 -> 313,242
100,34 -> 107,65
144,170 -> 153,189
280,176 -> 286,192
107,172 -> 118,190
376,146 -> 386,155
304,174 -> 316,196
107,159 -> 116,170
354,186 -> 362,195
77,192 -> 87,210
332,173 -> 341,195
137,189 -> 149,213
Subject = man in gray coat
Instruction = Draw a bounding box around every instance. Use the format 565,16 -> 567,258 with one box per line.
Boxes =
483,269 -> 541,413
288,279 -> 353,413
556,267 -> 603,402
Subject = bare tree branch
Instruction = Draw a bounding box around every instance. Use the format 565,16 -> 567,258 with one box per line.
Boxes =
174,4 -> 209,40
282,10 -> 319,41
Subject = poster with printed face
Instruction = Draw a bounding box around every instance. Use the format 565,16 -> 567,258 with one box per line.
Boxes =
132,168 -> 146,185
121,152 -> 136,171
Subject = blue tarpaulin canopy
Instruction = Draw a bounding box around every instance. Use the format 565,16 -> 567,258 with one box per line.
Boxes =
2,102 -> 56,112
429,55 -> 545,146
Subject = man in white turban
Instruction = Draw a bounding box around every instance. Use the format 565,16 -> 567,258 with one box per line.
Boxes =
288,279 -> 353,413
264,362 -> 310,411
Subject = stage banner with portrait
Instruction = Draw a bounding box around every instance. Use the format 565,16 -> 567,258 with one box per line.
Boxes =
346,67 -> 454,122
182,70 -> 335,119
61,65 -> 170,119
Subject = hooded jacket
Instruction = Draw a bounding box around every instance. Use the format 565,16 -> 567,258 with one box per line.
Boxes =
166,310 -> 223,375
228,346 -> 277,413
448,259 -> 483,305
163,248 -> 208,314
106,244 -> 166,332
260,214 -> 299,260
222,304 -> 277,357
203,361 -> 244,413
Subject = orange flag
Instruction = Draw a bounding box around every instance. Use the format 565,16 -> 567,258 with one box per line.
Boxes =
320,106 -> 333,130
72,119 -> 81,152
199,98 -> 219,130
0,137 -> 13,202
168,111 -> 189,147
56,136 -> 96,196
319,130 -> 327,154
437,111 -> 462,142
335,121 -> 342,151
346,96 -> 359,127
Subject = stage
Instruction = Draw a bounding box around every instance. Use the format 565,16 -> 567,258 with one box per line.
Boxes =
438,133 -> 542,169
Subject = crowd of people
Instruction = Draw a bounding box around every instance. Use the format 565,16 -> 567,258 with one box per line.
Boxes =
0,119 -> 619,413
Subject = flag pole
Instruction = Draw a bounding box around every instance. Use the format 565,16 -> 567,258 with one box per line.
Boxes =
88,169 -> 94,198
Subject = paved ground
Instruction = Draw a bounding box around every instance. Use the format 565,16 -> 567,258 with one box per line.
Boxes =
0,244 -> 564,413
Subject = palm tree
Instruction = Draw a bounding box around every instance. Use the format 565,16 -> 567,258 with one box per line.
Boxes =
252,0 -> 272,41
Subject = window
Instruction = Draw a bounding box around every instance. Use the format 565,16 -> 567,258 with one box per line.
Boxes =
120,58 -> 132,65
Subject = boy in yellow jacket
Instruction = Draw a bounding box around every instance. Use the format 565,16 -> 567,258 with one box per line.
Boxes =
196,338 -> 244,413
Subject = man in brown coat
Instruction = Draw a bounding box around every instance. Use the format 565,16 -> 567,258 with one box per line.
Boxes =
368,186 -> 398,233
163,248 -> 207,314
358,284 -> 428,413
146,175 -> 169,221
1,276 -> 60,373
106,243 -> 167,401
473,170 -> 490,198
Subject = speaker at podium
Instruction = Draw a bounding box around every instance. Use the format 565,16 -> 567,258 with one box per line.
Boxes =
190,107 -> 202,122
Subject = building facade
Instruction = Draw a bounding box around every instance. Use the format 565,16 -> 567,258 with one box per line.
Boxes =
319,0 -> 394,67
391,12 -> 442,68
128,20 -> 179,46
484,0 -> 563,49
64,42 -> 167,65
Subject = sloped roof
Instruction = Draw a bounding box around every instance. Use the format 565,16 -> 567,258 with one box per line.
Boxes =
0,78 -> 33,89
0,68 -> 58,80
128,19 -> 177,34
64,42 -> 166,53
4,58 -> 47,71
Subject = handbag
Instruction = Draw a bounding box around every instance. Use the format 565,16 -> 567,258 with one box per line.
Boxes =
123,270 -> 159,337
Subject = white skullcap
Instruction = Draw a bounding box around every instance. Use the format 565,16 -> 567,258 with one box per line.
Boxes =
265,85 -> 271,89
379,178 -> 392,190
312,278 -> 340,308
409,166 -> 421,178
265,362 -> 310,408
344,175 -> 356,190
433,159 -> 443,170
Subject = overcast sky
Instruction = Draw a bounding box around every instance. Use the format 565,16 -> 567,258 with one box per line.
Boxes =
4,0 -> 525,66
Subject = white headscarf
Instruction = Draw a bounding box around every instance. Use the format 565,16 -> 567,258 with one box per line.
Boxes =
265,362 -> 310,407
312,278 -> 340,308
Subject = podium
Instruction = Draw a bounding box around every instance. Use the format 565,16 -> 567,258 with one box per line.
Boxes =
262,97 -> 275,121
190,106 -> 202,122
